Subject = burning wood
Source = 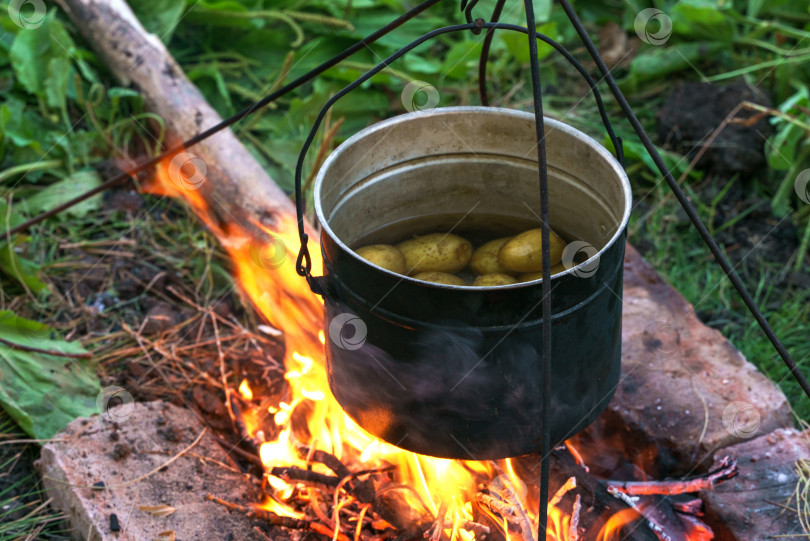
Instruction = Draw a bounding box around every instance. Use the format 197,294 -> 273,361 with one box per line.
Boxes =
601,460 -> 740,541
604,457 -> 739,496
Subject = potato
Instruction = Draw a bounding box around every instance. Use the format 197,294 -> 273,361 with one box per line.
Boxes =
355,244 -> 406,274
412,271 -> 466,286
397,233 -> 473,274
470,237 -> 513,275
473,273 -> 518,287
498,228 -> 565,273
518,263 -> 567,282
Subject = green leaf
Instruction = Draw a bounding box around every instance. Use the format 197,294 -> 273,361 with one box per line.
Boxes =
130,0 -> 188,42
441,40 -> 482,80
500,21 -> 559,64
186,64 -> 232,109
25,170 -> 103,217
183,2 -> 257,28
0,99 -> 46,155
44,56 -> 71,111
533,0 -> 553,22
0,199 -> 47,294
405,55 -> 442,75
8,19 -> 51,96
8,12 -> 73,101
623,41 -> 726,86
767,123 -> 804,170
0,238 -> 48,295
0,311 -> 100,439
607,137 -> 699,181
767,86 -> 809,170
746,0 -> 795,16
0,198 -> 26,230
671,0 -> 735,42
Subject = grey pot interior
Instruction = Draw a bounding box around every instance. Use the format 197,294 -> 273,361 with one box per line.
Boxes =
316,106 -> 630,280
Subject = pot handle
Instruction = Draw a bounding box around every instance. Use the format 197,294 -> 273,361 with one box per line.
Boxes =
294,231 -> 331,297
292,19 -> 628,296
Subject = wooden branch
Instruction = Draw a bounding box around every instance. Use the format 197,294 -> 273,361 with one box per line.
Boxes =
604,456 -> 739,496
229,395 -> 262,455
270,466 -> 341,487
54,0 -> 316,239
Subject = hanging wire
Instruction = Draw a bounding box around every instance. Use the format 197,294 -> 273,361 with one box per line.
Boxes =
557,0 -> 810,399
478,0 -> 507,107
292,22 -> 623,281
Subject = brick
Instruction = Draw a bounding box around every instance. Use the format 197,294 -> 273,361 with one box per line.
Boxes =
36,401 -> 266,541
700,428 -> 808,539
595,245 -> 793,472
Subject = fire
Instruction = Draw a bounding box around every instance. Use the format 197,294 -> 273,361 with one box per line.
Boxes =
146,150 -> 638,541
238,379 -> 254,401
596,509 -> 642,541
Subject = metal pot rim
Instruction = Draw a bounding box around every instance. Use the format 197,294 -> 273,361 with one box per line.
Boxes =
314,106 -> 632,290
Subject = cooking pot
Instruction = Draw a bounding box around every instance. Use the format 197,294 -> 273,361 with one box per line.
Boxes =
313,107 -> 631,459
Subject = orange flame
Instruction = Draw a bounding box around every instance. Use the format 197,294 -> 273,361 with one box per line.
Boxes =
146,150 -> 641,541
596,508 -> 642,541
238,379 -> 254,401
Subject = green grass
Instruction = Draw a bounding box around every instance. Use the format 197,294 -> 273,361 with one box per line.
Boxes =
0,413 -> 68,540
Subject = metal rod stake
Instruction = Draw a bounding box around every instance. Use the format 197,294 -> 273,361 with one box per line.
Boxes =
523,1 -> 553,539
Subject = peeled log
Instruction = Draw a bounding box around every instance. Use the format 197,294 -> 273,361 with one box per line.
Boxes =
54,0 -> 316,239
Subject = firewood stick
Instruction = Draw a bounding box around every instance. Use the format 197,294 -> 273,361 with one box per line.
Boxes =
204,493 -> 307,529
569,494 -> 581,541
230,395 -> 262,455
671,498 -> 703,516
548,476 -> 576,509
604,457 -> 739,496
271,466 -> 341,487
425,502 -> 447,541
475,494 -> 521,527
297,447 -> 352,479
459,521 -> 491,539
355,503 -> 372,541
296,446 -> 376,502
54,0 -> 317,241
206,493 -> 352,541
